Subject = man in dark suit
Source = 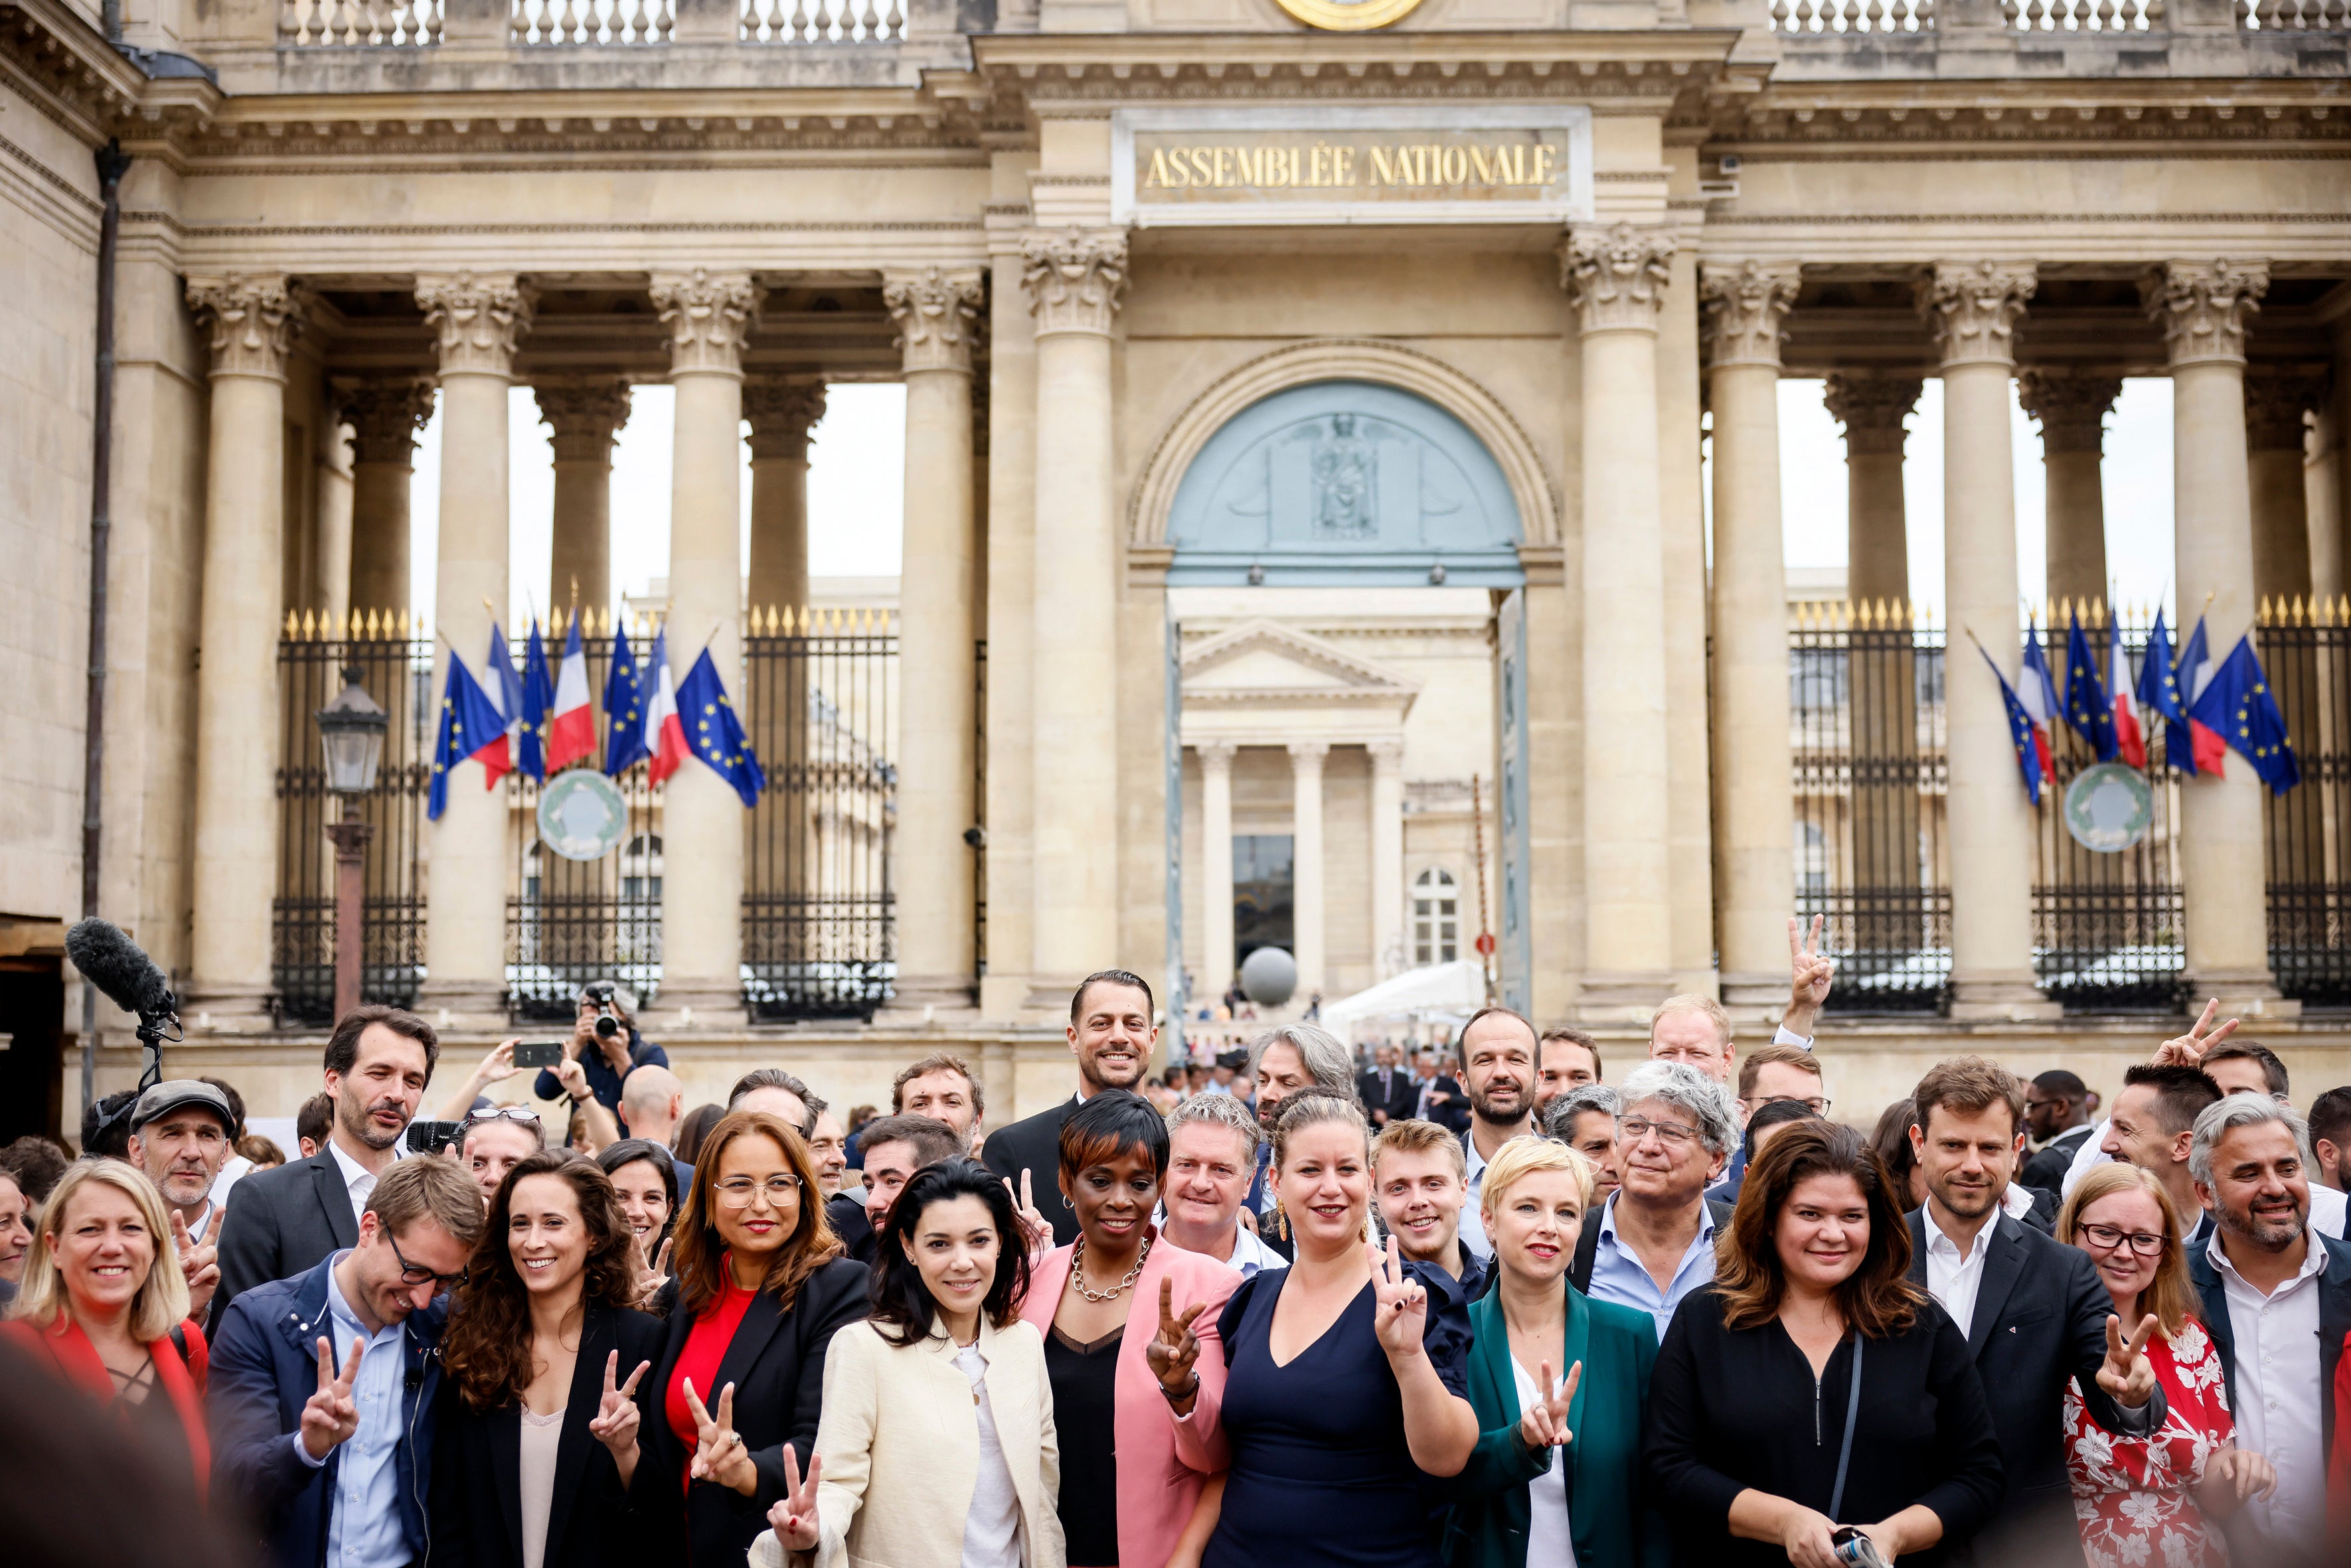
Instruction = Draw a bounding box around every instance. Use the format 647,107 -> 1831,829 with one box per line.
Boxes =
1357,1044 -> 1415,1127
1907,1058 -> 2163,1568
1411,1047 -> 1472,1136
212,1005 -> 438,1332
2020,1067 -> 2097,1196
981,968 -> 1156,1247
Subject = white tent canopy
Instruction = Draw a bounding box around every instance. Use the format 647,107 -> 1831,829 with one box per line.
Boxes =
1319,960 -> 1489,1038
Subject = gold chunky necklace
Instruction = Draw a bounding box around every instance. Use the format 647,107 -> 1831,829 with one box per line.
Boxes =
1070,1234 -> 1151,1302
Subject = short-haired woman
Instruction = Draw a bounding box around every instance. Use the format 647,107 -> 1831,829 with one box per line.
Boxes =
2057,1162 -> 2274,1567
634,1110 -> 870,1568
751,1158 -> 1064,1568
1443,1138 -> 1661,1568
1643,1121 -> 2003,1568
1,1159 -> 209,1492
1017,1091 -> 1242,1568
1202,1087 -> 1479,1568
435,1151 -> 665,1568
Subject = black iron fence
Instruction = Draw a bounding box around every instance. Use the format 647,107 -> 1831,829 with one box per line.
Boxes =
2261,599 -> 2351,1004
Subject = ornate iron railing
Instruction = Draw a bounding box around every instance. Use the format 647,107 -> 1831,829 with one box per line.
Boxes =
2260,598 -> 2351,1004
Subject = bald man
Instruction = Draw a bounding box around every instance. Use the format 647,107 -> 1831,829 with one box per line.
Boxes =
620,1064 -> 694,1193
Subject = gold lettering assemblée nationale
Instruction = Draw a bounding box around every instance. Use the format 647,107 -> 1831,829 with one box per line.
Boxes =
1139,139 -> 1562,194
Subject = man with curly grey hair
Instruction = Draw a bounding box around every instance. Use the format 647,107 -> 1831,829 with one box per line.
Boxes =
1240,1022 -> 1358,1223
1570,1061 -> 1738,1342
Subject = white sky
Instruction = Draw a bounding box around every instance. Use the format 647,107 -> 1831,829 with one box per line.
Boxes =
406,376 -> 2176,632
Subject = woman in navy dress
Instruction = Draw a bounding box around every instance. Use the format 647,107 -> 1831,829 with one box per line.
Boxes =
1198,1086 -> 1478,1568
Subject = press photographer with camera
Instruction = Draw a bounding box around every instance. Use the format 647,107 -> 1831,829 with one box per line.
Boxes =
532,980 -> 669,1128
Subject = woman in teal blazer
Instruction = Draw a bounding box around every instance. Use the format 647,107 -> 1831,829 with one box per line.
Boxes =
1442,1137 -> 1667,1568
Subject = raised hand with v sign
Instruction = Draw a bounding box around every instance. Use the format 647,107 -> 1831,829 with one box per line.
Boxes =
765,1444 -> 825,1551
1515,1358 -> 1583,1450
684,1377 -> 759,1495
1145,1275 -> 1208,1412
2095,1312 -> 2161,1409
299,1335 -> 365,1460
588,1349 -> 652,1483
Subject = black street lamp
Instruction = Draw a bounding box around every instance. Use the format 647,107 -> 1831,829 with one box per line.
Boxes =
315,665 -> 387,1020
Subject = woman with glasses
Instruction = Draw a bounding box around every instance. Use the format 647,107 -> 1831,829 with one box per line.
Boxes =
2056,1163 -> 2275,1567
634,1109 -> 868,1568
434,1151 -> 665,1568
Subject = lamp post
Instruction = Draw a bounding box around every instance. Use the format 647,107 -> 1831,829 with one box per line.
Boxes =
317,666 -> 388,1021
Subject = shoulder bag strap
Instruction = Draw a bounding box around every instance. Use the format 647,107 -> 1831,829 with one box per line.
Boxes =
1826,1330 -> 1864,1523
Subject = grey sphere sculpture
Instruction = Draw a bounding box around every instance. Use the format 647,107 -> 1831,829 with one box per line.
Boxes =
1238,946 -> 1298,1007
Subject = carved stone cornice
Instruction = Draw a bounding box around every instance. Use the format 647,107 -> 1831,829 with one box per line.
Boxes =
341,376 -> 436,463
2244,367 -> 2330,453
883,267 -> 985,376
1821,375 -> 1923,457
1021,228 -> 1128,339
2016,371 -> 2123,455
2144,260 -> 2269,370
743,376 -> 827,461
186,274 -> 304,381
651,269 -> 760,377
1698,260 -> 1801,370
534,377 -> 633,462
1920,260 -> 2036,370
1561,224 -> 1675,337
416,272 -> 535,378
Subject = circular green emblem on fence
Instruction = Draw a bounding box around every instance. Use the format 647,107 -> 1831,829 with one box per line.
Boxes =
537,768 -> 629,862
2064,761 -> 2152,854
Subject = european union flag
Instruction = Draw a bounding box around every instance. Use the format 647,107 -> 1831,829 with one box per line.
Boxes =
2137,609 -> 2186,726
1977,645 -> 2045,806
517,619 -> 555,782
428,651 -> 513,821
2063,611 -> 2119,762
675,648 -> 766,808
2187,635 -> 2300,793
604,623 -> 648,776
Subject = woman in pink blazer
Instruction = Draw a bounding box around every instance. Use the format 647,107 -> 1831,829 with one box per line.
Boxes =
1018,1091 -> 1243,1568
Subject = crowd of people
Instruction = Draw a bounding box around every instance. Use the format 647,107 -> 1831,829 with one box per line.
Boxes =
2,923 -> 2349,1568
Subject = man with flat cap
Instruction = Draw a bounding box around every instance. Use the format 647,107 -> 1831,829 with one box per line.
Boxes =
126,1078 -> 237,1321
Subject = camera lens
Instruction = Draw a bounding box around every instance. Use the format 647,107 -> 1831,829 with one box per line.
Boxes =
595,1014 -> 621,1039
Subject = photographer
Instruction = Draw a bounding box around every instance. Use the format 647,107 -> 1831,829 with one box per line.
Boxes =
532,980 -> 669,1124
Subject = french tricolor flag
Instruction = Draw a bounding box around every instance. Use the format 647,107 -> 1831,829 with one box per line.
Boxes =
545,617 -> 596,773
2178,613 -> 2229,776
2107,628 -> 2146,768
642,627 -> 691,785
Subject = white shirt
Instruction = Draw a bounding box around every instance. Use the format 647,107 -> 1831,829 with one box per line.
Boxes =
1153,1206 -> 1289,1279
295,1254 -> 414,1568
1509,1356 -> 1578,1567
953,1342 -> 1024,1568
1459,1135 -> 1493,1261
2206,1229 -> 2329,1553
1921,1207 -> 1996,1340
326,1137 -> 394,1230
209,1152 -> 255,1212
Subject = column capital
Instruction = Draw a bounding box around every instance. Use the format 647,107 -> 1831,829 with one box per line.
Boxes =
416,272 -> 535,378
1020,228 -> 1129,339
533,376 -> 633,461
339,376 -> 436,463
2243,365 -> 2329,453
650,268 -> 761,377
1822,374 -> 1923,456
2144,260 -> 2268,370
1560,223 -> 1675,336
187,274 -> 306,380
883,266 -> 985,375
744,376 -> 827,461
1698,260 -> 1801,370
2016,370 -> 2123,455
1366,736 -> 1407,771
1920,260 -> 2036,369
1196,739 -> 1238,770
1286,740 -> 1331,766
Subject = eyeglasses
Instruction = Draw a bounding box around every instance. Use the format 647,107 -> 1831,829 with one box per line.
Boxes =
1619,1116 -> 1702,1148
713,1175 -> 802,1208
2079,1223 -> 2165,1257
461,1105 -> 543,1134
386,1229 -> 468,1289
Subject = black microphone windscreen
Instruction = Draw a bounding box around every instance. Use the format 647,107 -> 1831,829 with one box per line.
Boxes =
64,918 -> 174,1018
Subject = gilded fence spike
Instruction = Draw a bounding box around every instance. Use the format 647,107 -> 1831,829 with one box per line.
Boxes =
2294,593 -> 2308,626
2258,595 -> 2273,627
2091,596 -> 2106,627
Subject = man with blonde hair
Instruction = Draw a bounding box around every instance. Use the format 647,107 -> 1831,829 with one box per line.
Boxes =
1372,1118 -> 1484,1296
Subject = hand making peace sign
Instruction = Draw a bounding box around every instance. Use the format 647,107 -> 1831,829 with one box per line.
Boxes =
1785,914 -> 1835,1038
587,1349 -> 651,1464
2095,1312 -> 2162,1409
683,1377 -> 760,1496
299,1336 -> 365,1460
1368,1235 -> 1429,1361
765,1445 -> 825,1552
2152,998 -> 2239,1070
1145,1276 -> 1208,1409
1005,1170 -> 1053,1257
1516,1358 -> 1583,1450
171,1209 -> 220,1322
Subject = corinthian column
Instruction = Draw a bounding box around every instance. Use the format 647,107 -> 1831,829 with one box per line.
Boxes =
649,268 -> 760,1026
1368,738 -> 1406,979
1198,742 -> 1237,997
1289,741 -> 1329,1000
185,275 -> 303,1021
1923,260 -> 2056,1019
417,272 -> 534,1022
1563,222 -> 1676,1013
1701,260 -> 1801,1006
535,378 -> 631,614
2016,371 -> 2123,611
744,378 -> 825,619
2247,368 -> 2327,603
1022,228 -> 1127,1002
886,266 -> 986,1009
1823,375 -> 1920,607
2149,260 -> 2287,1014
344,378 -> 434,618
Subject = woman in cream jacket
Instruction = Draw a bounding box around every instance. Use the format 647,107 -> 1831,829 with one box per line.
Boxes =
752,1158 -> 1066,1568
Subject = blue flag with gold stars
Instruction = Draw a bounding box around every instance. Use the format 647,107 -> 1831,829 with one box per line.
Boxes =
675,647 -> 766,807
428,651 -> 513,821
603,623 -> 648,777
2186,634 -> 2299,793
2133,609 -> 2196,774
1977,645 -> 2046,805
517,619 -> 555,783
2063,611 -> 2119,762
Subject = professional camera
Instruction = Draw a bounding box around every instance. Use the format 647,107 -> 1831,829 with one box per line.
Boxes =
584,980 -> 625,1041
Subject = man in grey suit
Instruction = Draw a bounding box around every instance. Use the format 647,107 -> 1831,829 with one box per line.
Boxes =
210,1004 -> 438,1331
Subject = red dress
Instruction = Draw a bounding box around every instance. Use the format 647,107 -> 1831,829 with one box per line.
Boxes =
2062,1318 -> 2233,1568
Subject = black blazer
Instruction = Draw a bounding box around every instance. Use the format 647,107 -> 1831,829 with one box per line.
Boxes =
1569,1193 -> 1733,1295
1358,1067 -> 1417,1126
1904,1208 -> 2165,1568
823,1192 -> 876,1263
210,1148 -> 363,1333
428,1300 -> 667,1568
2018,1126 -> 2093,1196
632,1256 -> 870,1567
1419,1075 -> 1473,1136
2188,1227 -> 2351,1476
980,1095 -> 1079,1246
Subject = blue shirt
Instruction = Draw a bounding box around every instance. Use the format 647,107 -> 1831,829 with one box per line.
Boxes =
531,1031 -> 668,1116
294,1253 -> 414,1568
1584,1189 -> 1719,1342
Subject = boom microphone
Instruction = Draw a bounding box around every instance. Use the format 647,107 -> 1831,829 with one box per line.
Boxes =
66,917 -> 177,1029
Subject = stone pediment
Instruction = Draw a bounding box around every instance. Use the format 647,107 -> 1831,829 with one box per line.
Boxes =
1182,619 -> 1422,709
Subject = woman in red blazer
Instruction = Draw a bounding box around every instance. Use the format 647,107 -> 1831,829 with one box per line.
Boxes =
1018,1090 -> 1242,1568
1,1158 -> 210,1493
